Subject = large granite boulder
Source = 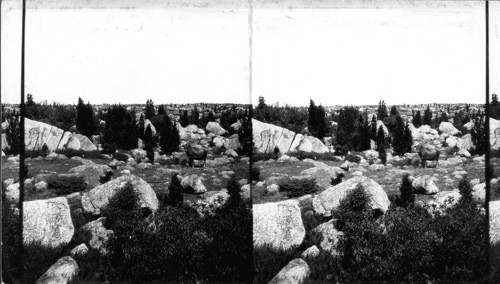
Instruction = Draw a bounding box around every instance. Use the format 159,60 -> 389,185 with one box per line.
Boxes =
313,176 -> 390,217
300,166 -> 343,190
253,119 -> 296,154
23,118 -> 97,151
78,217 -> 114,255
23,197 -> 74,248
81,174 -> 159,216
206,121 -> 227,135
35,256 -> 79,284
253,200 -> 306,251
439,122 -> 460,136
309,219 -> 343,255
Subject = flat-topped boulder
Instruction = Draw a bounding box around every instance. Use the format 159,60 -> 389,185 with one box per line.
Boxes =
81,174 -> 159,216
313,176 -> 390,217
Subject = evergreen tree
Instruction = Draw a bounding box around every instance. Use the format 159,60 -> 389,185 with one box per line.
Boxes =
76,97 -> 86,133
103,105 -> 139,150
370,114 -> 377,141
471,112 -> 486,155
76,99 -> 97,138
5,112 -> 21,155
171,119 -> 181,153
423,106 -> 433,126
166,173 -> 184,206
377,100 -> 388,121
26,93 -> 38,119
376,126 -> 387,165
440,112 -> 448,123
257,96 -> 267,109
125,110 -> 138,150
145,99 -> 155,119
390,105 -> 399,117
159,114 -> 179,155
392,115 -> 412,156
308,101 -> 327,139
180,110 -> 189,127
238,113 -> 253,157
356,111 -> 371,151
191,106 -> 200,127
458,177 -> 473,206
227,177 -> 242,205
138,114 -> 145,140
397,174 -> 415,208
144,125 -> 154,163
208,111 -> 215,122
158,104 -> 166,115
491,94 -> 500,119
413,110 -> 422,127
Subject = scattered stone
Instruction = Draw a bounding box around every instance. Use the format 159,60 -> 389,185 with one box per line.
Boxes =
70,243 -> 89,258
301,245 -> 320,259
78,217 -> 114,255
309,219 -> 343,255
266,184 -> 280,194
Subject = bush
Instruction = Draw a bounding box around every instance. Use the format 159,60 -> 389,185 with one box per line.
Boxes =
345,154 -> 361,163
288,151 -> 341,161
278,177 -> 319,198
395,174 -> 415,208
102,143 -> 117,155
250,167 -> 260,181
46,174 -> 88,195
113,152 -> 129,162
330,172 -> 344,186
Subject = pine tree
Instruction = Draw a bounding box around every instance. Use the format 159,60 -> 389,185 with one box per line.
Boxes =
376,126 -> 387,165
76,97 -> 86,134
238,112 -> 253,157
356,111 -> 371,151
413,110 -> 422,127
160,114 -> 179,155
377,100 -> 388,121
370,114 -> 377,141
403,122 -> 413,154
125,110 -> 138,150
440,112 -> 448,123
471,112 -> 486,155
192,106 -> 200,126
166,173 -> 184,206
208,111 -> 215,122
144,125 -> 154,163
227,177 -> 242,205
171,120 -> 181,153
308,99 -> 318,136
5,112 -> 21,155
138,114 -> 145,140
180,110 -> 189,127
458,177 -> 473,206
392,115 -> 411,156
158,104 -> 166,115
397,174 -> 415,208
257,96 -> 267,109
390,105 -> 399,117
423,106 -> 433,126
145,99 -> 155,119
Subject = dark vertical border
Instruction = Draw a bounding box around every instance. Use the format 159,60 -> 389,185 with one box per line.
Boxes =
19,0 -> 26,281
249,0 -> 254,280
485,0 -> 491,276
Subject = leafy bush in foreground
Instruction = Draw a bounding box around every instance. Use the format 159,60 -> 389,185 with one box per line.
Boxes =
307,180 -> 487,282
113,152 -> 129,162
278,177 -> 319,198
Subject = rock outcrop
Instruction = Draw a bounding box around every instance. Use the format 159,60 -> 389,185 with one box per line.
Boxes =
269,258 -> 310,284
36,256 -> 79,284
253,119 -> 329,154
22,118 -> 97,152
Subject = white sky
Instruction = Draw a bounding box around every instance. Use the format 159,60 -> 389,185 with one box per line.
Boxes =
1,1 -> 499,106
253,1 -> 500,106
1,0 -> 250,105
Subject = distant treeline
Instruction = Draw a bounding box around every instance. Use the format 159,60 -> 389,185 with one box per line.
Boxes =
254,96 -> 487,157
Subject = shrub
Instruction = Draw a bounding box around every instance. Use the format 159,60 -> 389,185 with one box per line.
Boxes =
54,149 -> 105,159
46,174 -> 88,195
5,113 -> 21,155
278,177 -> 319,198
330,172 -> 344,186
250,167 -> 260,181
113,152 -> 129,162
102,143 -> 117,155
345,154 -> 361,163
